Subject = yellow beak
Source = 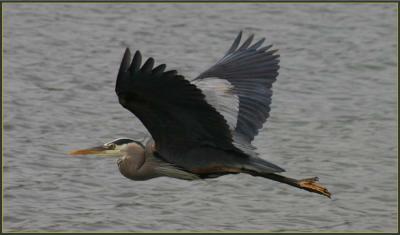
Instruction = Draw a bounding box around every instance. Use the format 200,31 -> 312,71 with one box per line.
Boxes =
68,146 -> 121,157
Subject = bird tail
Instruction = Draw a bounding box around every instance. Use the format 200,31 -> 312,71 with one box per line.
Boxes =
248,171 -> 332,198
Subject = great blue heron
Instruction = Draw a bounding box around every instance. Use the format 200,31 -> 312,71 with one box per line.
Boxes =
70,31 -> 331,198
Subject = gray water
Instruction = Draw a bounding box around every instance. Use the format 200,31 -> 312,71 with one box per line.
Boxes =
3,3 -> 397,232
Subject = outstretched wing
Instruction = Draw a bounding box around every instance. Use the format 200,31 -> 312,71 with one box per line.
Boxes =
116,48 -> 240,162
194,31 -> 280,143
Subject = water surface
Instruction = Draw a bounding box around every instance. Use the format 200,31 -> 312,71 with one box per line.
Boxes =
3,3 -> 397,232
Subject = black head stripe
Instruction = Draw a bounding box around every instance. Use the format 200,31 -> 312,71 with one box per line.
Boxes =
112,138 -> 134,145
108,138 -> 145,149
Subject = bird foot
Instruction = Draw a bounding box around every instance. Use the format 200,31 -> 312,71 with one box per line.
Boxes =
297,177 -> 331,198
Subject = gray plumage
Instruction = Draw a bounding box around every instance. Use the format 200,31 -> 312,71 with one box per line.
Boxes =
194,31 -> 280,144
70,31 -> 331,198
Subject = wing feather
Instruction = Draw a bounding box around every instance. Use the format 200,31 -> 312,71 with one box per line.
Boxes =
194,32 -> 280,144
116,49 -> 244,165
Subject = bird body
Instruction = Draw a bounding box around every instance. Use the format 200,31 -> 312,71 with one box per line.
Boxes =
70,31 -> 331,198
118,139 -> 200,181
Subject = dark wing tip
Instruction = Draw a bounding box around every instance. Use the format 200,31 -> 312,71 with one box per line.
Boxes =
129,50 -> 142,73
163,70 -> 178,78
119,48 -> 173,78
118,48 -> 131,74
124,47 -> 131,56
249,37 -> 265,49
226,31 -> 270,55
225,31 -> 243,55
152,64 -> 166,76
239,34 -> 254,50
141,57 -> 155,73
116,48 -> 132,94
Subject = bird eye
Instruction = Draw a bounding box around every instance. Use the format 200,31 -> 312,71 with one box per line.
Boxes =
105,143 -> 116,150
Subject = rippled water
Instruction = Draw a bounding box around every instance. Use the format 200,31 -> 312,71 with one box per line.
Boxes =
3,3 -> 397,232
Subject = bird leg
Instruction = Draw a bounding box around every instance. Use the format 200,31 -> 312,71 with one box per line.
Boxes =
255,173 -> 332,198
296,177 -> 331,198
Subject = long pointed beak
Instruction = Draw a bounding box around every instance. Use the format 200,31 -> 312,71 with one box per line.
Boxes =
68,145 -> 121,157
69,146 -> 107,155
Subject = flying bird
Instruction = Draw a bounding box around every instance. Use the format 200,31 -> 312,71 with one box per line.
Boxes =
70,31 -> 331,198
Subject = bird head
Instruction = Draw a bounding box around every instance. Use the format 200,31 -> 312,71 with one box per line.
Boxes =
68,138 -> 140,157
